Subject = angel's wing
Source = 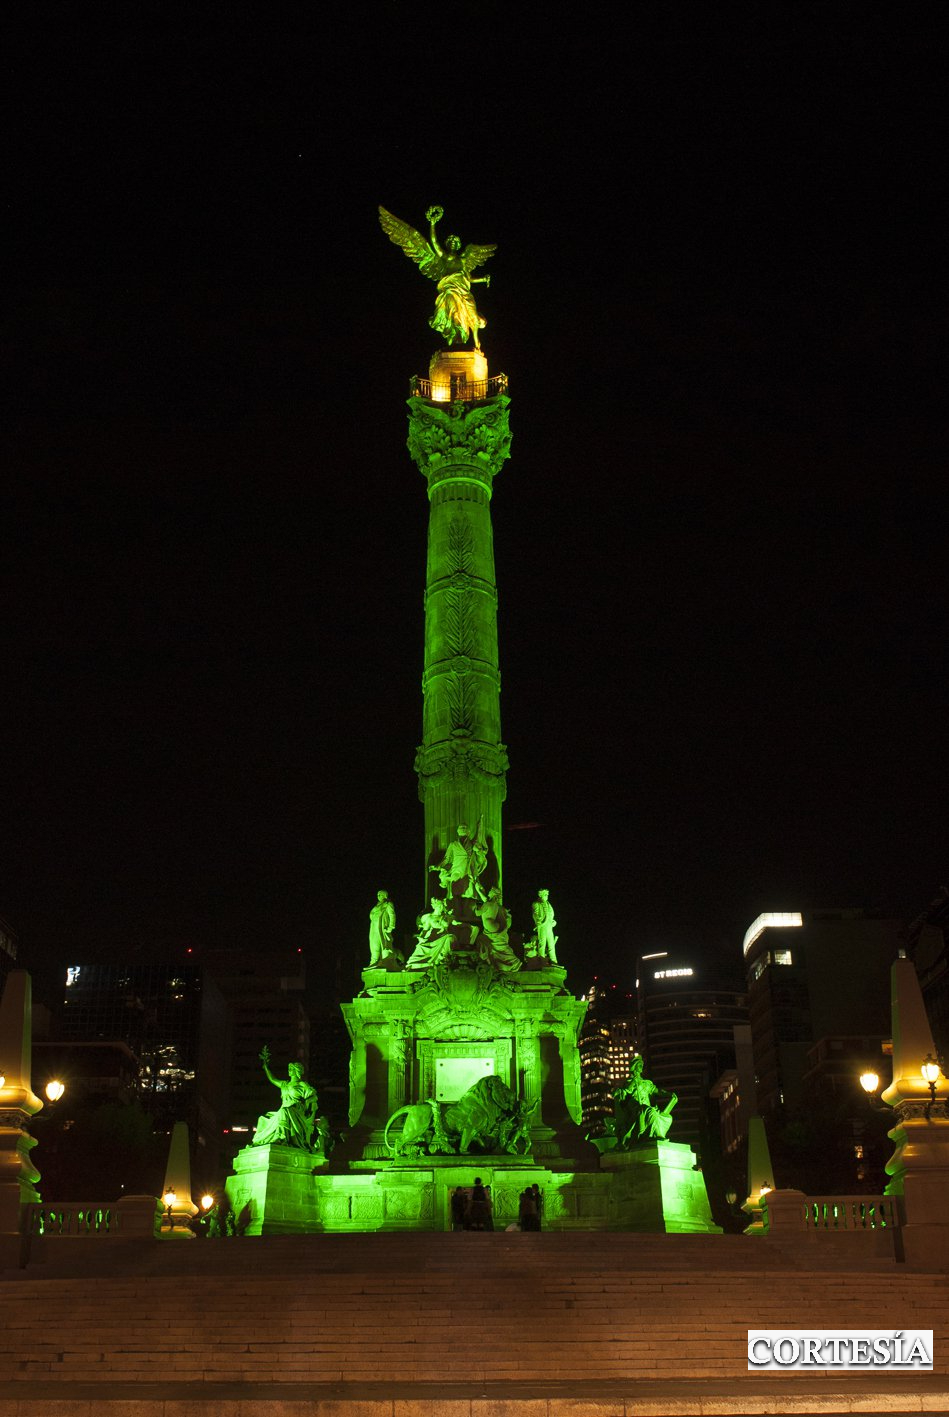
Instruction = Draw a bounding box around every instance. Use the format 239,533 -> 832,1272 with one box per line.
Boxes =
461,242 -> 497,274
378,207 -> 441,279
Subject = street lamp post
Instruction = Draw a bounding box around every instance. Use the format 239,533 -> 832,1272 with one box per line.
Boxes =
163,1188 -> 177,1231
922,1053 -> 944,1119
859,1070 -> 880,1097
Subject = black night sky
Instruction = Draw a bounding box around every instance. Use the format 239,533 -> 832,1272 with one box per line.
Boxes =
4,7 -> 945,1005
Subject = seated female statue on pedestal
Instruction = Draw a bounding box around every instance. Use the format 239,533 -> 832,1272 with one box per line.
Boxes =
252,1045 -> 318,1150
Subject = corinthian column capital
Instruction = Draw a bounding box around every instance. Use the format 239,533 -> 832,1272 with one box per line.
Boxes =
407,395 -> 512,496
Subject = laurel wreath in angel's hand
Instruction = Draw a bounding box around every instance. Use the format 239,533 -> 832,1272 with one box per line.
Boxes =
378,205 -> 496,282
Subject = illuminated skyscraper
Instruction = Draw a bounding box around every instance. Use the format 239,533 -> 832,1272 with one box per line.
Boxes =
743,908 -> 897,1115
637,953 -> 747,1151
58,959 -> 229,1178
578,983 -> 638,1137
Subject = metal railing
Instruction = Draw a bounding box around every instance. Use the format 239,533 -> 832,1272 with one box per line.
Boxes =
409,374 -> 509,402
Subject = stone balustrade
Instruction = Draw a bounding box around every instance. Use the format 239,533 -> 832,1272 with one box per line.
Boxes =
803,1193 -> 900,1230
759,1187 -> 900,1247
25,1193 -> 162,1239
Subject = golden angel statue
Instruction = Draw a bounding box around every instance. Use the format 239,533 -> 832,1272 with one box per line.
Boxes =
379,204 -> 496,350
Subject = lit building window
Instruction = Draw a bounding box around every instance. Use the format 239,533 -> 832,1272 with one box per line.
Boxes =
743,912 -> 803,958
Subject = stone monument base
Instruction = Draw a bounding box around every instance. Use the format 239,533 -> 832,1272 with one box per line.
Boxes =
225,1141 -> 720,1234
598,1140 -> 722,1233
227,1144 -> 328,1235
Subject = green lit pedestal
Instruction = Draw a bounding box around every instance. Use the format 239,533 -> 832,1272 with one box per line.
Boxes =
228,1151 -> 721,1234
599,1141 -> 722,1233
341,962 -> 586,1165
227,1143 -> 327,1236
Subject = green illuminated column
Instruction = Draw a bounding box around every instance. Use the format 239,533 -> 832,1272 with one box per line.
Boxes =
515,1019 -> 543,1125
386,1022 -> 411,1117
408,351 -> 512,895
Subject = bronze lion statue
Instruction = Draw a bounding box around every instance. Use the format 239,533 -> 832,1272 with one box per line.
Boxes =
384,1075 -> 534,1157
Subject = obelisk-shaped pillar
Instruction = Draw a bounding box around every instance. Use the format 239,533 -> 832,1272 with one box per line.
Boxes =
408,350 -> 512,898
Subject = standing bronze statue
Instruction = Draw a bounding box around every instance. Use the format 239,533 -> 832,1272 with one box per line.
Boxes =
531,888 -> 558,964
368,889 -> 397,965
436,818 -> 488,905
378,205 -> 496,350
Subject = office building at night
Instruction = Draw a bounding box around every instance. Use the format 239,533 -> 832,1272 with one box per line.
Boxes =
636,953 -> 747,1152
58,959 -> 230,1180
199,946 -> 311,1137
743,908 -> 897,1116
578,982 -> 638,1137
708,1022 -> 757,1165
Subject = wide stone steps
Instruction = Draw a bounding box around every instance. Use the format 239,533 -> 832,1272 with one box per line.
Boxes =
2,1234 -> 945,1385
14,1228 -> 901,1277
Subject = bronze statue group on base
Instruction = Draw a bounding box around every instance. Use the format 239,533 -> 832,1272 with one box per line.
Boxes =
365,820 -> 559,978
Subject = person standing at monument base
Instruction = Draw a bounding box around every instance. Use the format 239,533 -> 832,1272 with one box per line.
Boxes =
466,1176 -> 494,1231
450,1186 -> 467,1232
519,1187 -> 538,1231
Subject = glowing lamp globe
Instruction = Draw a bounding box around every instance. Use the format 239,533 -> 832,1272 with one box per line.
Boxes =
45,1079 -> 65,1102
859,1071 -> 880,1095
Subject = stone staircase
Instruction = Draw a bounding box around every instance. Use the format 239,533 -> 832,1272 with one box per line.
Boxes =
2,1232 -> 946,1390
7,1227 -> 905,1277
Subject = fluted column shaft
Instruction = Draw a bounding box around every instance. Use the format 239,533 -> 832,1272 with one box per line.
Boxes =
408,388 -> 512,895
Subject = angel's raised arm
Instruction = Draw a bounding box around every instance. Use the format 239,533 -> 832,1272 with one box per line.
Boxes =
425,205 -> 445,258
